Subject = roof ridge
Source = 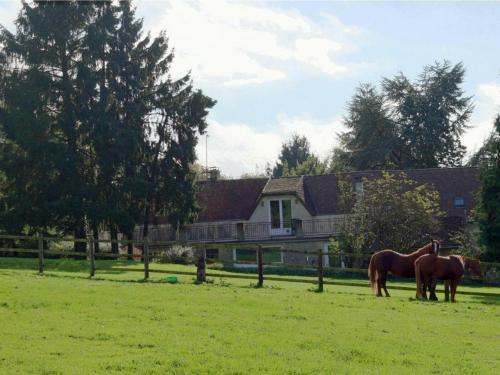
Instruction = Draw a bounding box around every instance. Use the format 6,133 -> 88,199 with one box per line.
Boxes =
269,175 -> 302,180
201,177 -> 269,184
302,166 -> 479,179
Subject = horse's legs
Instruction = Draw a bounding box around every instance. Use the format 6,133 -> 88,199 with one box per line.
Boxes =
376,270 -> 387,297
421,276 -> 428,300
444,280 -> 450,302
429,278 -> 438,301
376,277 -> 383,297
382,278 -> 390,297
450,279 -> 458,302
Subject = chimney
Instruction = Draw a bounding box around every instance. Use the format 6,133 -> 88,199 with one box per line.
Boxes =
203,166 -> 220,181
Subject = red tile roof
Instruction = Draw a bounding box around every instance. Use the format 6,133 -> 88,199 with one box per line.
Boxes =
193,167 -> 479,226
196,178 -> 268,222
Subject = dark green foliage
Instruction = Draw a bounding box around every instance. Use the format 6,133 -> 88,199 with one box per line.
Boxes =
383,61 -> 472,168
337,172 -> 442,265
476,116 -> 500,261
0,1 -> 92,240
273,134 -> 312,177
273,134 -> 327,177
468,127 -> 498,167
334,61 -> 473,171
334,84 -> 399,171
0,1 -> 214,243
282,155 -> 328,177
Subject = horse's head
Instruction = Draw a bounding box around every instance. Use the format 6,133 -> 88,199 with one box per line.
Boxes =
464,257 -> 483,278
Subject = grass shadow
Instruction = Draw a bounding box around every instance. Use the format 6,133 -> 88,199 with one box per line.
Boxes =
0,257 -> 141,274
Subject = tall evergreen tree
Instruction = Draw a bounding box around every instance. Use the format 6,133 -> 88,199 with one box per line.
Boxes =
333,84 -> 399,171
476,115 -> 500,261
273,134 -> 313,177
335,61 -> 473,171
383,61 -> 472,168
0,2 -> 93,250
0,1 -> 215,248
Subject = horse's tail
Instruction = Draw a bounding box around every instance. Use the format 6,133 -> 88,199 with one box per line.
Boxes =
368,255 -> 377,291
415,259 -> 423,299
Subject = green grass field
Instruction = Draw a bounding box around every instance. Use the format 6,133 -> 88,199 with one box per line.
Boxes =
0,259 -> 499,374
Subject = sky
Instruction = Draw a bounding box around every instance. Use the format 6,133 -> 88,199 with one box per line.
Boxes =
1,0 -> 499,177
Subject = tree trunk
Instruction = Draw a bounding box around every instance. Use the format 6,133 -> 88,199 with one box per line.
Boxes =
92,221 -> 100,253
110,225 -> 119,254
126,229 -> 133,255
74,222 -> 87,253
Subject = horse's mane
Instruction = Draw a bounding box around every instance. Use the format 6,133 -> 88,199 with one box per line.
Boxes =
407,242 -> 432,257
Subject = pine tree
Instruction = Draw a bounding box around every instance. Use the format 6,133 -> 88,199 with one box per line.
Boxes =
335,61 -> 473,171
273,134 -> 313,177
0,1 -> 93,250
383,61 -> 472,168
0,1 -> 216,250
476,116 -> 500,261
334,84 -> 399,171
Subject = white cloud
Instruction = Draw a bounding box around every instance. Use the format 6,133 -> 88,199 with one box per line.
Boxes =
294,38 -> 348,75
463,82 -> 500,155
153,0 -> 363,86
276,114 -> 345,157
0,2 -> 19,32
197,114 -> 345,177
320,13 -> 363,36
477,83 -> 500,108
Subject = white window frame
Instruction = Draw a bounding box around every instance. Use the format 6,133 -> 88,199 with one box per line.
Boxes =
269,199 -> 292,236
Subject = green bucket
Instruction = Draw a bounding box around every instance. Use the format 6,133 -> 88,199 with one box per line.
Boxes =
165,276 -> 178,284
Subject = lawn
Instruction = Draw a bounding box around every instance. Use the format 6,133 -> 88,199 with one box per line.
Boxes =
0,259 -> 499,374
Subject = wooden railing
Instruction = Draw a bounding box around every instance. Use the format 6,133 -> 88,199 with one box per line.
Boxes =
133,217 -> 346,243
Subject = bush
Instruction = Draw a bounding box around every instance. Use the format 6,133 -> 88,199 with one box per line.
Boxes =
155,245 -> 194,264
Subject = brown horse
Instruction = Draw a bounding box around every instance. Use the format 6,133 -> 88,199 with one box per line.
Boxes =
415,254 -> 482,302
368,240 -> 440,297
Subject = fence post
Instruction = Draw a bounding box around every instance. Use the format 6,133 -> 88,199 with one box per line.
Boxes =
257,245 -> 264,287
317,249 -> 324,292
88,236 -> 95,277
197,246 -> 206,283
37,233 -> 44,274
144,237 -> 149,279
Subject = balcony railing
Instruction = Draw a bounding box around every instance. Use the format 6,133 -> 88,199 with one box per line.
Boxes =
134,217 -> 345,243
302,217 -> 344,236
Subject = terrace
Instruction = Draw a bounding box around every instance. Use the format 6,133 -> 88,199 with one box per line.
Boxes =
134,217 -> 346,244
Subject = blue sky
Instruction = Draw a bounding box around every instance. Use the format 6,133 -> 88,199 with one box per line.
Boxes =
1,1 -> 499,177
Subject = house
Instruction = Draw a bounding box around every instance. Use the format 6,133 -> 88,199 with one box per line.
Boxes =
136,167 -> 479,266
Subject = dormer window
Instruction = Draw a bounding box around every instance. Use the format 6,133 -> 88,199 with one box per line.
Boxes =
270,199 -> 292,236
454,196 -> 465,208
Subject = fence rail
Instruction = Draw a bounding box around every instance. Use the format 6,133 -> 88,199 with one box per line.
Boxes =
2,233 -> 499,291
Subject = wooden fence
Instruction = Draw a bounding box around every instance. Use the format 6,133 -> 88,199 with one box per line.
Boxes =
1,233 -> 499,295
0,233 -> 347,291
